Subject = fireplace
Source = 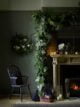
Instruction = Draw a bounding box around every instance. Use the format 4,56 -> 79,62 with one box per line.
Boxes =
52,55 -> 80,99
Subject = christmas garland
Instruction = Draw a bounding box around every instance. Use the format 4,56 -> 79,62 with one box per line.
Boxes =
32,9 -> 80,97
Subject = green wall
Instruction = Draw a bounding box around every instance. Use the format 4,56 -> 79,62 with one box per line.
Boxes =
0,11 -> 37,95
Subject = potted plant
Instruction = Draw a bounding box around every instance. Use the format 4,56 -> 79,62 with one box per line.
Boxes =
33,11 -> 50,100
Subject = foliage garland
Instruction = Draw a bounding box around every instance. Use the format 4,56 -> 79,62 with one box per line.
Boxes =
32,9 -> 80,97
33,11 -> 51,96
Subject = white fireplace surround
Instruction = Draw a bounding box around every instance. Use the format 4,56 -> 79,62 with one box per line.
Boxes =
52,54 -> 80,97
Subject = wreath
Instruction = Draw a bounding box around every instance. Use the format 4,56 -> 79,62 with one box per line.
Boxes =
11,34 -> 33,55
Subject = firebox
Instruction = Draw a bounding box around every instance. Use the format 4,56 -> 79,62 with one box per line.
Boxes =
60,65 -> 80,98
65,78 -> 80,98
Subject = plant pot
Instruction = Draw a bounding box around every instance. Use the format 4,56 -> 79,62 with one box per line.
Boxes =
40,96 -> 54,102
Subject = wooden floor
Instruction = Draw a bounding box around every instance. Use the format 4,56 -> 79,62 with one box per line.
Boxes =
1,97 -> 80,107
0,96 -> 32,107
0,96 -> 54,107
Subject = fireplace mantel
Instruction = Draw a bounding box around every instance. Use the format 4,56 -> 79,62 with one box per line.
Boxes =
52,54 -> 80,97
52,54 -> 80,58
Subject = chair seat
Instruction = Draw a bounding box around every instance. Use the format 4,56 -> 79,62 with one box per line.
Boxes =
11,85 -> 24,87
10,77 -> 17,79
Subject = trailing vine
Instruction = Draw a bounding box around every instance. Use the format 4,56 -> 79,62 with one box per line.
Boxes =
32,9 -> 80,97
33,11 -> 51,96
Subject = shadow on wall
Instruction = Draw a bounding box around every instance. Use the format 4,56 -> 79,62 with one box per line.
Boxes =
0,11 -> 36,96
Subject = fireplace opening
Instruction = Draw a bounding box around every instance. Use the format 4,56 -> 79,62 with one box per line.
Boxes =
60,65 -> 80,98
69,78 -> 80,97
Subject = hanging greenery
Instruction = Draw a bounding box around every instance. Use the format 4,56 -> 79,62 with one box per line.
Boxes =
33,11 -> 51,96
11,34 -> 33,55
32,9 -> 80,97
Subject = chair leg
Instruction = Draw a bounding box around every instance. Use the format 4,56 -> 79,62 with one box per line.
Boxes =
20,87 -> 23,102
28,84 -> 32,98
9,87 -> 13,99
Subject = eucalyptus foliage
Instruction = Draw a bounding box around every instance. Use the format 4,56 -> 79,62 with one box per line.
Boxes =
33,11 -> 51,96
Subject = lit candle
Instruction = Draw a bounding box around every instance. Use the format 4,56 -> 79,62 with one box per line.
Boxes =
50,52 -> 56,56
65,51 -> 68,55
75,52 -> 78,55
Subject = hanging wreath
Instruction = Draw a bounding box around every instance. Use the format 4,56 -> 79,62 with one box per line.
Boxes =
10,34 -> 33,55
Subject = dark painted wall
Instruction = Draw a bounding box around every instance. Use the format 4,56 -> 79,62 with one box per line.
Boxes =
0,11 -> 37,95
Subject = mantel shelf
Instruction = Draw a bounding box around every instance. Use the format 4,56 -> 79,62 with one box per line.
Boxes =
51,54 -> 80,58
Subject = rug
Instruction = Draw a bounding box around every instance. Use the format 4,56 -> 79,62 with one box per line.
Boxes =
12,99 -> 80,107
